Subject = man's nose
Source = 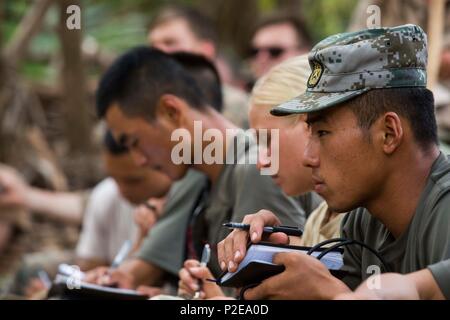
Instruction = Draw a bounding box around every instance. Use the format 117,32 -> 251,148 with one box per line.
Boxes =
131,149 -> 148,167
302,138 -> 320,168
256,146 -> 271,171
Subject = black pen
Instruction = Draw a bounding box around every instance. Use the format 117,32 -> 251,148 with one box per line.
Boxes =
223,222 -> 303,237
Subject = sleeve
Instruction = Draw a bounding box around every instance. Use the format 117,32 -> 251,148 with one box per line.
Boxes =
427,260 -> 450,299
422,194 -> 450,264
75,180 -> 112,261
419,193 -> 450,299
231,162 -> 305,228
135,205 -> 191,276
135,170 -> 207,276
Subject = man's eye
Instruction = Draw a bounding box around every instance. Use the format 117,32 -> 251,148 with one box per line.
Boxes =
317,130 -> 329,137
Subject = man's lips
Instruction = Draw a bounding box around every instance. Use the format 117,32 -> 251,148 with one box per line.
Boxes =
312,175 -> 325,193
312,174 -> 324,185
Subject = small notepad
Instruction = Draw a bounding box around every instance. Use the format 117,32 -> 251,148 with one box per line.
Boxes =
217,242 -> 345,288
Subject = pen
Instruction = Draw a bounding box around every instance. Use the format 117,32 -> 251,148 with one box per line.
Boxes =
38,270 -> 52,289
193,244 -> 211,299
223,222 -> 303,237
101,240 -> 132,288
111,239 -> 132,269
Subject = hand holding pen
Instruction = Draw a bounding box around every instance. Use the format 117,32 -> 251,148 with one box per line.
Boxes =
193,244 -> 211,299
218,211 -> 298,273
98,240 -> 133,288
177,244 -> 224,299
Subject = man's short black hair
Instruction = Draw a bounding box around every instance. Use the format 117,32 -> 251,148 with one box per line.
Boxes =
171,52 -> 223,112
347,87 -> 438,151
96,46 -> 207,120
104,130 -> 128,155
149,5 -> 217,47
252,13 -> 312,50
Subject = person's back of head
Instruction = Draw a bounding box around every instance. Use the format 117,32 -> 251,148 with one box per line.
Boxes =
148,5 -> 217,58
171,52 -> 223,113
96,46 -> 208,121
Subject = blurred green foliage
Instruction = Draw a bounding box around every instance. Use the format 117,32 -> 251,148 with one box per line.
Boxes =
3,0 -> 357,84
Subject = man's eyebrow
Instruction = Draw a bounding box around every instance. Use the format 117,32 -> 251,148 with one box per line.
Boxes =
306,113 -> 328,126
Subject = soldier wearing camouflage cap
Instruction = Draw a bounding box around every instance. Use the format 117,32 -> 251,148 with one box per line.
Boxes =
218,24 -> 450,300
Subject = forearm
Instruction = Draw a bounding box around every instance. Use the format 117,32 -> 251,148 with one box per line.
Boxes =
25,188 -> 83,225
409,269 -> 445,300
118,258 -> 165,288
76,257 -> 109,272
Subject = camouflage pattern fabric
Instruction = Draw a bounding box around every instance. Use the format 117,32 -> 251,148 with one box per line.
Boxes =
271,24 -> 428,115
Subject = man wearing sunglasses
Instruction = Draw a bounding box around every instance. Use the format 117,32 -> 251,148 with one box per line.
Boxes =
249,13 -> 312,80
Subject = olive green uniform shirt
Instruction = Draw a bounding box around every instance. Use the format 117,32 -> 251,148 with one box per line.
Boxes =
341,153 -> 450,299
428,259 -> 450,299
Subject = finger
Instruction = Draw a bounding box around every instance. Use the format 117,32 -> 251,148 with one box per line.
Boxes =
188,266 -> 213,280
248,210 -> 282,244
266,232 -> 290,245
217,240 -> 226,271
98,274 -> 113,286
244,213 -> 265,243
231,230 -> 249,265
179,268 -> 199,291
223,235 -> 237,272
243,281 -> 271,300
178,281 -> 195,297
272,252 -> 296,266
184,259 -> 200,269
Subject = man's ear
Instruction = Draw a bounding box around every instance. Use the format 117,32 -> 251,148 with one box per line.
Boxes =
155,94 -> 188,128
380,112 -> 403,154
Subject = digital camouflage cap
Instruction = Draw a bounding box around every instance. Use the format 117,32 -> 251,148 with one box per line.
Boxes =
271,24 -> 428,116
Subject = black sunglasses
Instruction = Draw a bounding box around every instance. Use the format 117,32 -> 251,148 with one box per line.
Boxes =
249,46 -> 285,58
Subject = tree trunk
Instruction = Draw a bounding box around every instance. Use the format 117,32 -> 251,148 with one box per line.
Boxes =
58,0 -> 92,155
277,0 -> 302,14
427,0 -> 445,90
4,0 -> 53,68
212,0 -> 259,55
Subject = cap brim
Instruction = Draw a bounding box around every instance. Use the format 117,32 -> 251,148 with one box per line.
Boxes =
270,88 -> 370,116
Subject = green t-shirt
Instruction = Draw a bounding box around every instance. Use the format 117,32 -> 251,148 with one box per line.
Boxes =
194,132 -> 306,277
341,153 -> 450,294
135,170 -> 208,276
428,259 -> 450,299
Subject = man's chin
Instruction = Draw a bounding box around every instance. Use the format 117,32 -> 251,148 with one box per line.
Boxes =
168,166 -> 189,181
326,201 -> 355,214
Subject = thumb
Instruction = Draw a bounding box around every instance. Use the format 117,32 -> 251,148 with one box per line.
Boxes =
272,252 -> 294,266
266,232 -> 290,245
188,266 -> 213,280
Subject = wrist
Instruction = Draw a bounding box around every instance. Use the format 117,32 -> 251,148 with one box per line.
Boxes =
322,277 -> 351,300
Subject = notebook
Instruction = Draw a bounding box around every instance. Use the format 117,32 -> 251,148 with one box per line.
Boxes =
46,264 -> 148,300
216,242 -> 345,288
